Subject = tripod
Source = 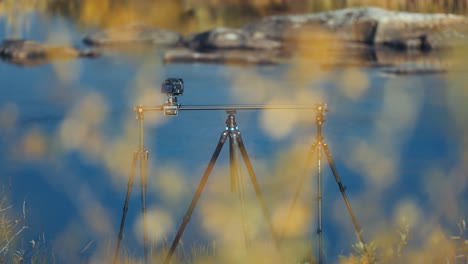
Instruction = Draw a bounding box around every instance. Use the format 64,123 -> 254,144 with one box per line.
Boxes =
113,106 -> 150,264
281,104 -> 368,264
163,110 -> 280,264
112,100 -> 325,263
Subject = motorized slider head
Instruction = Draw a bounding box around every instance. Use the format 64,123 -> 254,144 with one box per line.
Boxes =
161,78 -> 184,116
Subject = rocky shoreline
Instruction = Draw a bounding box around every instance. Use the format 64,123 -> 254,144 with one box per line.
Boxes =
2,7 -> 468,72
241,7 -> 468,49
0,39 -> 99,66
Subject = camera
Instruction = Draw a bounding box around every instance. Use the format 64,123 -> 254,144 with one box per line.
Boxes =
161,78 -> 184,96
161,78 -> 183,116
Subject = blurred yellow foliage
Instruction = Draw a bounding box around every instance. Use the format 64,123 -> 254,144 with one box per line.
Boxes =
1,0 -> 468,263
79,0 -> 183,29
21,127 -> 47,159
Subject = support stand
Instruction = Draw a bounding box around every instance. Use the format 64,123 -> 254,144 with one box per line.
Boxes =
281,104 -> 368,264
163,110 -> 279,264
111,88 -> 351,264
113,106 -> 149,264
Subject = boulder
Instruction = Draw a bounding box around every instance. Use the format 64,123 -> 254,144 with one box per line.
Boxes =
164,41 -> 453,72
373,12 -> 468,50
381,62 -> 448,75
163,48 -> 281,65
0,39 -> 99,66
242,7 -> 468,51
242,7 -> 385,43
185,27 -> 282,51
185,27 -> 246,51
371,46 -> 447,66
83,23 -> 183,47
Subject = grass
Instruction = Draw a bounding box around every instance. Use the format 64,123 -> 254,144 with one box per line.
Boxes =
110,240 -> 213,264
105,203 -> 468,263
0,193 -> 55,264
110,224 -> 468,264
338,220 -> 468,264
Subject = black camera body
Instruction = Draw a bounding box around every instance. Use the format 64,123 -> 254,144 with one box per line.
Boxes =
161,78 -> 184,96
161,78 -> 183,116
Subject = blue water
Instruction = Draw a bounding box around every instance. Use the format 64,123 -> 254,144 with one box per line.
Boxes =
1,13 -> 467,263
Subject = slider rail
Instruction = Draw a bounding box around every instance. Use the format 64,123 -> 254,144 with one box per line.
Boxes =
137,104 -> 325,112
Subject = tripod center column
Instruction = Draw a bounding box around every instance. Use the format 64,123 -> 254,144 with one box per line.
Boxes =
315,103 -> 327,143
225,110 -> 238,131
135,105 -> 145,152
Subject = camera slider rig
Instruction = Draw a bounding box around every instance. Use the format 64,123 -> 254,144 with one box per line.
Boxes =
113,78 -> 369,264
137,78 -> 325,115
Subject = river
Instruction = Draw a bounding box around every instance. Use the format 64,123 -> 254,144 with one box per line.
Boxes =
1,12 -> 467,263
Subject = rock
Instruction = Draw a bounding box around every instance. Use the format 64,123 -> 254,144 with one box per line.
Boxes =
373,12 -> 468,50
185,27 -> 282,51
185,27 -> 246,51
178,27 -> 283,65
242,7 -> 385,43
371,46 -> 446,67
0,39 -> 99,66
83,23 -> 183,47
381,62 -> 448,75
75,7 -> 467,68
164,40 -> 454,72
242,7 -> 468,51
163,48 -> 280,65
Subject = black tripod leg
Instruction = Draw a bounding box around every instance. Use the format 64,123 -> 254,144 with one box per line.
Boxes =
317,142 -> 323,264
230,131 -> 237,193
323,144 -> 366,247
163,131 -> 229,264
280,143 -> 317,239
230,132 -> 250,248
140,151 -> 149,262
114,151 -> 139,264
236,132 -> 280,248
